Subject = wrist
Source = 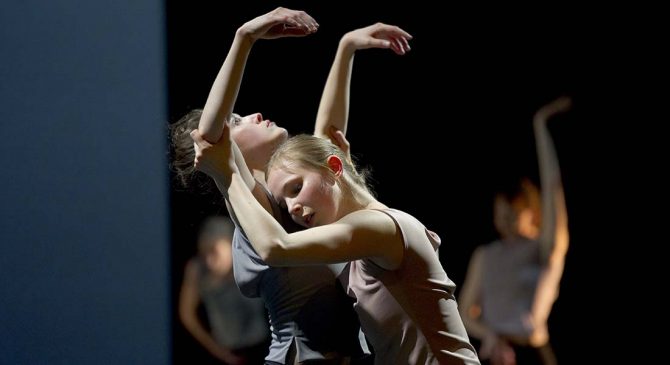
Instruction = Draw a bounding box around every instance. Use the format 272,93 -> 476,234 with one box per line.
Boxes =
338,37 -> 357,55
235,27 -> 257,46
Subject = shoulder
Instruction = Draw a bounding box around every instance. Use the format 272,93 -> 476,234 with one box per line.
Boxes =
184,259 -> 202,279
340,209 -> 399,234
340,209 -> 404,269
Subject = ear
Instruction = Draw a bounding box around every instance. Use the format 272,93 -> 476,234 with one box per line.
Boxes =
326,155 -> 343,177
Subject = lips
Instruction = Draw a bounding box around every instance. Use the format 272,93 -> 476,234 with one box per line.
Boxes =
304,213 -> 314,227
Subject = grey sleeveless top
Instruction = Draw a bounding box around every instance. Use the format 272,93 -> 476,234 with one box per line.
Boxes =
480,238 -> 544,338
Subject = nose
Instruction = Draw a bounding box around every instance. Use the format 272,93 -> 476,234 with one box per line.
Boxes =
254,113 -> 263,124
290,201 -> 302,216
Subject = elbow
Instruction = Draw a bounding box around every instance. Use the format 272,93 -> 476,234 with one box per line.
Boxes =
199,129 -> 218,144
257,238 -> 289,266
179,310 -> 196,330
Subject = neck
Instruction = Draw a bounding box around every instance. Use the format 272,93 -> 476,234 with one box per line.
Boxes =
345,182 -> 385,213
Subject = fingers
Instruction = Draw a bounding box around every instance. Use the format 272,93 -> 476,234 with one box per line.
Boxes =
369,38 -> 392,49
190,130 -> 204,169
372,24 -> 412,54
329,126 -> 352,163
294,10 -> 319,32
329,127 -> 349,149
391,38 -> 405,55
281,26 -> 314,37
190,129 -> 205,145
398,36 -> 411,53
276,8 -> 319,35
534,96 -> 572,123
547,96 -> 572,114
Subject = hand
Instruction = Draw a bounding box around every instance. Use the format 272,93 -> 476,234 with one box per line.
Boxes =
480,334 -> 516,365
534,96 -> 572,125
213,347 -> 247,365
190,124 -> 236,184
490,340 -> 516,365
238,7 -> 318,42
341,22 -> 412,55
328,126 -> 352,163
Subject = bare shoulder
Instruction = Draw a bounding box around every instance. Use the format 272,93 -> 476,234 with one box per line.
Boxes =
183,259 -> 200,280
339,209 -> 398,233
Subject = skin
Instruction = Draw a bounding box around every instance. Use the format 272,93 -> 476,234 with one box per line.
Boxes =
194,10 -> 412,220
195,8 -> 410,216
192,22 -> 415,270
191,24 -> 482,363
457,97 -> 571,365
187,8 -> 412,364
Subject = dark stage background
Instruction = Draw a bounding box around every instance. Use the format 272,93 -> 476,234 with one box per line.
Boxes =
167,2 -> 609,364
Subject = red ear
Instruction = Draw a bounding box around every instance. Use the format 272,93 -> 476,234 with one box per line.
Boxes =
326,155 -> 343,177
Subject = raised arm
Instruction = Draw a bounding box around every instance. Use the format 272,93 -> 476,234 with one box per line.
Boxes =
529,96 -> 571,345
534,96 -> 570,262
195,8 -> 317,213
198,7 -> 318,143
314,23 -> 412,156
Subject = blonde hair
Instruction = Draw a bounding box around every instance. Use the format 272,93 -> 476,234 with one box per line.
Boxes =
267,134 -> 373,198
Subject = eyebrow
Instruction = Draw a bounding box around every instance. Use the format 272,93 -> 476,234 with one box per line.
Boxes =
228,113 -> 241,125
271,175 -> 298,208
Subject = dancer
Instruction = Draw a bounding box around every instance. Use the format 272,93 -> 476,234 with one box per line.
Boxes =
179,216 -> 269,365
170,8 -> 411,364
458,97 -> 571,365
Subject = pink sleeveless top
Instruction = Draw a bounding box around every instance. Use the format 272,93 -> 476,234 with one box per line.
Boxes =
345,209 -> 480,364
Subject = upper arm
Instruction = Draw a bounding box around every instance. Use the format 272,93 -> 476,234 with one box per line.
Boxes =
266,210 -> 403,269
179,260 -> 201,319
225,183 -> 275,229
458,247 -> 485,318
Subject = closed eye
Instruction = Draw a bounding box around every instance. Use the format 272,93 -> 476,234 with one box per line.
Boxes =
228,113 -> 242,127
290,183 -> 302,196
274,183 -> 301,210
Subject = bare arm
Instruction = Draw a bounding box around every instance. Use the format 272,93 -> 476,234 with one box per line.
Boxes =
459,247 -> 500,358
228,173 -> 403,268
179,260 -> 243,364
190,127 -> 403,268
529,96 -> 571,344
198,7 -> 318,143
314,23 -> 412,157
197,31 -> 252,144
195,8 -> 318,211
459,248 -> 488,339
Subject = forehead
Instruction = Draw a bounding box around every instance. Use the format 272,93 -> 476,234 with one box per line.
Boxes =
267,167 -> 296,194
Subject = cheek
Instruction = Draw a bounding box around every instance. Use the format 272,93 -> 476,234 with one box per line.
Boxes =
230,129 -> 247,148
314,182 -> 336,212
232,128 -> 258,147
